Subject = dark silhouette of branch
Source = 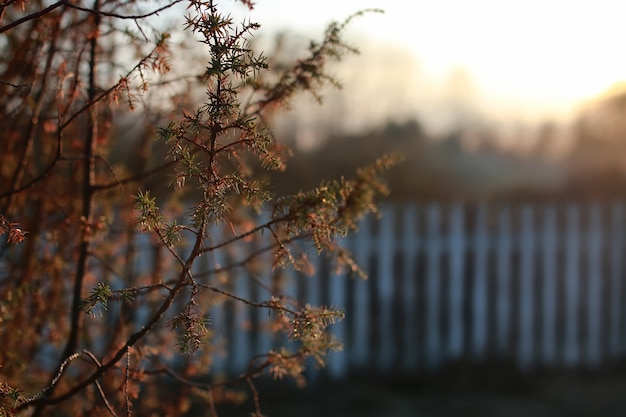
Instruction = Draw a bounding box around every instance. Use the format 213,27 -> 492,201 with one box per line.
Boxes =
0,0 -> 183,35
199,216 -> 289,254
22,353 -> 82,404
0,120 -> 62,204
61,0 -> 184,20
83,350 -> 119,417
92,157 -> 180,191
0,0 -> 64,34
0,80 -> 28,89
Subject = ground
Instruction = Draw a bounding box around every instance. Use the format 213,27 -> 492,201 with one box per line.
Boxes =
214,360 -> 626,417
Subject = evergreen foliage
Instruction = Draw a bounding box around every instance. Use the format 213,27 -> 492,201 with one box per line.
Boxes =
0,1 -> 393,415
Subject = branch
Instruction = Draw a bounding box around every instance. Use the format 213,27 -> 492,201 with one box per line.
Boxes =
192,232 -> 311,284
143,349 -> 307,392
1,45 -> 168,200
0,114 -> 63,203
83,350 -> 119,417
0,0 -> 64,34
246,376 -> 263,417
92,157 -> 180,192
197,283 -> 296,315
59,46 -> 162,131
22,352 -> 82,404
199,216 -> 288,254
19,279 -> 186,410
0,80 -> 28,89
61,0 -> 184,20
143,358 -> 271,391
0,0 -> 184,35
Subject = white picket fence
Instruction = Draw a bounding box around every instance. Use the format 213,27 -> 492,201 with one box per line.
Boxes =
127,203 -> 626,379
204,203 -> 626,379
321,203 -> 626,377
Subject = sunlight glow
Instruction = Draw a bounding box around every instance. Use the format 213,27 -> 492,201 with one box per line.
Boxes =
228,0 -> 626,126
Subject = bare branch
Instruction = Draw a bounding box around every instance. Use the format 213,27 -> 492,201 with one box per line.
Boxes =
83,351 -> 119,417
0,0 -> 64,34
22,352 -> 82,404
61,0 -> 184,20
200,216 -> 288,254
0,80 -> 28,89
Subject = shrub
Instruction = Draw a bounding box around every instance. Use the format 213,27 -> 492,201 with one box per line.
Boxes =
0,1 -> 393,415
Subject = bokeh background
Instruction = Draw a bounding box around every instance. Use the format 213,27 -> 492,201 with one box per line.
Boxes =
207,2 -> 626,416
119,1 -> 626,415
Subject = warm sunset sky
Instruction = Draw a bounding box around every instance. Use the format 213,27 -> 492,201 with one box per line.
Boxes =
222,0 -> 626,133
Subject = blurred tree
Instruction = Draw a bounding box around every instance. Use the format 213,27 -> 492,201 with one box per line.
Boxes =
558,85 -> 626,200
0,1 -> 393,415
270,119 -> 564,203
269,120 -> 454,201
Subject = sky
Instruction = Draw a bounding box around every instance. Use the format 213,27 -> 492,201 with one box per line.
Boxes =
222,0 -> 626,135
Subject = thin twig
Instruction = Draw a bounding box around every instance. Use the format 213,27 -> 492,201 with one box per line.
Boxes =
22,352 -> 82,404
200,216 -> 287,254
0,0 -> 64,34
83,350 -> 119,417
125,350 -> 132,417
93,380 -> 119,417
18,279 -> 187,410
207,388 -> 218,417
197,283 -> 296,315
0,80 -> 28,89
61,0 -> 184,20
59,47 -> 160,131
246,376 -> 263,417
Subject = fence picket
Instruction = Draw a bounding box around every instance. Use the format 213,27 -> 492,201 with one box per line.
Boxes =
232,254 -> 251,373
425,205 -> 442,369
448,204 -> 465,360
254,220 -> 274,365
327,248 -> 348,378
376,205 -> 396,371
564,205 -> 581,367
610,204 -> 624,357
496,206 -> 512,355
586,204 -> 602,367
542,206 -> 557,365
519,205 -> 535,369
401,205 -> 419,371
472,205 -> 489,359
350,217 -> 371,369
